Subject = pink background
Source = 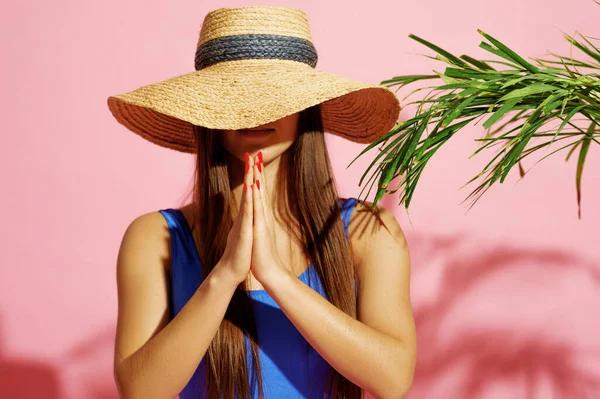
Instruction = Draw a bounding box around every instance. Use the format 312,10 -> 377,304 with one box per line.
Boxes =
2,0 -> 599,398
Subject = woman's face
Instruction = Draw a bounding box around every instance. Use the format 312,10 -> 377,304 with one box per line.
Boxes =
220,112 -> 300,164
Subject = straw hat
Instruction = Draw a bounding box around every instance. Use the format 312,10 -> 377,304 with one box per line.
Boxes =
106,5 -> 401,153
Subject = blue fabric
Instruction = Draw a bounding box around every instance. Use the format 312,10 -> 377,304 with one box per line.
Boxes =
158,197 -> 358,399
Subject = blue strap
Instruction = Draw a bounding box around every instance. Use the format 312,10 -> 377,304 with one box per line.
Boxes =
339,197 -> 358,239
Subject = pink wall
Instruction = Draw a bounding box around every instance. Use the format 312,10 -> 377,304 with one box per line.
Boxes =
1,0 -> 599,398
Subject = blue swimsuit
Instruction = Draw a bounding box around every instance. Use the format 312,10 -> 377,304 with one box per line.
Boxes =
158,197 -> 358,398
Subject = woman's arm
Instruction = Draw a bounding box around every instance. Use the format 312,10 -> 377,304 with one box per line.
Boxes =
262,202 -> 417,399
113,211 -> 239,399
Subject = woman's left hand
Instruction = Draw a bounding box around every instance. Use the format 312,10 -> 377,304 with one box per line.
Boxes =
250,151 -> 287,284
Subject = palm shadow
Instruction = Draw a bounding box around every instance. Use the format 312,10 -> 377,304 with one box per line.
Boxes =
406,232 -> 600,398
61,325 -> 119,398
0,314 -> 62,398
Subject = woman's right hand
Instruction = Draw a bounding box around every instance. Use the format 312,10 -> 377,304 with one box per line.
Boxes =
215,152 -> 254,286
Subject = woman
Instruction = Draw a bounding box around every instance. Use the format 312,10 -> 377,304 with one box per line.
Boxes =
108,6 -> 416,399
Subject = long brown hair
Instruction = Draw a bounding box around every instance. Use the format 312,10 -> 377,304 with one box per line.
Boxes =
189,104 -> 362,399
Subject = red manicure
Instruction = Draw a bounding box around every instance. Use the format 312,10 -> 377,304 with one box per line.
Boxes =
258,151 -> 263,164
256,179 -> 260,190
257,162 -> 262,172
245,162 -> 249,174
243,182 -> 247,192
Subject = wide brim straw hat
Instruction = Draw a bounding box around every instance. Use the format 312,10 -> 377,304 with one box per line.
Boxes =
107,5 -> 401,153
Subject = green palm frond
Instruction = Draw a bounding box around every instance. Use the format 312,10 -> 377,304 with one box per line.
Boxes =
354,15 -> 600,218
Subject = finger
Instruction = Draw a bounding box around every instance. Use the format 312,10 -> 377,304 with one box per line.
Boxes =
254,151 -> 276,229
238,152 -> 254,236
252,172 -> 265,235
256,151 -> 273,220
244,151 -> 255,192
235,152 -> 253,223
254,162 -> 276,253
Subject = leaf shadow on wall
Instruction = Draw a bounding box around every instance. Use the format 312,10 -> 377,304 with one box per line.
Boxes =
0,318 -> 119,399
61,325 -> 119,399
0,314 -> 61,398
407,233 -> 600,399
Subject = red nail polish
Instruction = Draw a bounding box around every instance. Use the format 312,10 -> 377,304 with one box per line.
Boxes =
256,179 -> 260,190
245,152 -> 249,163
258,151 -> 263,164
245,162 -> 249,173
257,162 -> 262,172
243,182 -> 247,192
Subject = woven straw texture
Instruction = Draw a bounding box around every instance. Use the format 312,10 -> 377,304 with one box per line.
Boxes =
106,6 -> 401,153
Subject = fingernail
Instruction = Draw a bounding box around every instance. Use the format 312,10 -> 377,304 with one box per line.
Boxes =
256,179 -> 260,190
257,162 -> 262,173
243,182 -> 247,192
245,162 -> 249,174
245,152 -> 249,163
258,151 -> 263,164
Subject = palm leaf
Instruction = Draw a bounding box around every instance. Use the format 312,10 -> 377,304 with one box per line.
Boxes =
352,14 -> 600,217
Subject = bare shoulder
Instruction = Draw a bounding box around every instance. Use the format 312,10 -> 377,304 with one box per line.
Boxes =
123,210 -> 170,236
347,199 -> 409,272
118,210 -> 172,275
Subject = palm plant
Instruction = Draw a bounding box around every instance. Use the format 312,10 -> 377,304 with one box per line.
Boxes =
354,3 -> 599,218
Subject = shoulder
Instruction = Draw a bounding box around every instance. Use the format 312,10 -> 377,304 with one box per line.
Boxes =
117,209 -> 173,276
346,199 -> 408,248
120,202 -> 196,243
121,210 -> 170,245
346,199 -> 409,274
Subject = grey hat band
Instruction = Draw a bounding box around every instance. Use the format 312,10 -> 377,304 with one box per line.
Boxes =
195,33 -> 318,70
